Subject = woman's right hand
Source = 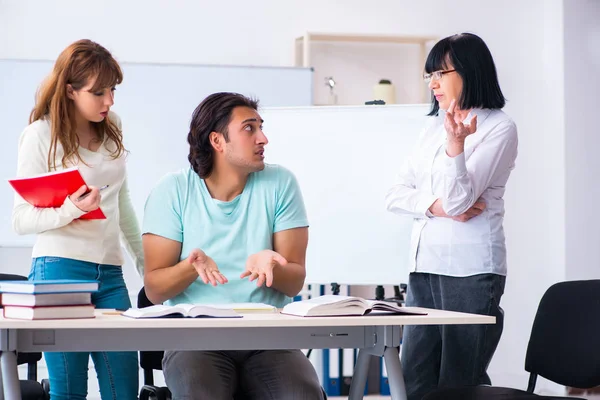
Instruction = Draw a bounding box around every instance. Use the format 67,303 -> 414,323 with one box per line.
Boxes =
69,185 -> 101,212
186,249 -> 228,286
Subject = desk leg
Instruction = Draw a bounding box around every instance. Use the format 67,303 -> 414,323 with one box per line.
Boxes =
0,355 -> 3,400
0,351 -> 21,399
384,347 -> 407,400
348,348 -> 371,400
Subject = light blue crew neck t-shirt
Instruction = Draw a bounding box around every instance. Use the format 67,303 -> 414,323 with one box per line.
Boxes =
142,164 -> 309,308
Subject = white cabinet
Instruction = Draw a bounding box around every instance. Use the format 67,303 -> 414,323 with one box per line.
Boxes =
294,32 -> 437,105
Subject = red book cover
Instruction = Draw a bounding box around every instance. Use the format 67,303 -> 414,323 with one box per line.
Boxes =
8,167 -> 106,220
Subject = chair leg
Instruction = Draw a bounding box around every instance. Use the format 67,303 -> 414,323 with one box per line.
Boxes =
144,368 -> 154,386
27,362 -> 37,381
527,373 -> 537,392
140,385 -> 171,400
42,379 -> 50,400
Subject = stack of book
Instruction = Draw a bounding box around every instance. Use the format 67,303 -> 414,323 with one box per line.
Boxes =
0,279 -> 99,320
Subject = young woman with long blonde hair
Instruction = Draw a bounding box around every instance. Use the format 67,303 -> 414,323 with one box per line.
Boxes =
12,39 -> 142,400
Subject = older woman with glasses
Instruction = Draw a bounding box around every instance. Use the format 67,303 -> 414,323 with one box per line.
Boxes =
385,33 -> 518,400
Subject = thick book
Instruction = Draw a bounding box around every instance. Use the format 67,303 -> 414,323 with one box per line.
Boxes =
2,304 -> 95,320
9,166 -> 106,220
281,295 -> 428,317
0,280 -> 99,294
223,303 -> 277,313
0,291 -> 92,307
122,304 -> 242,319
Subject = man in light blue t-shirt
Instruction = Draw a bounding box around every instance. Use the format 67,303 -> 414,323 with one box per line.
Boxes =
142,92 -> 324,400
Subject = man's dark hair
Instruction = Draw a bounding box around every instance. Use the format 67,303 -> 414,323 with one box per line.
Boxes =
188,92 -> 259,178
425,32 -> 506,116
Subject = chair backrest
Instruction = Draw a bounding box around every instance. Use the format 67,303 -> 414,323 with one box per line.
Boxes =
0,273 -> 43,373
138,287 -> 155,308
0,273 -> 29,283
525,279 -> 600,389
138,287 -> 165,372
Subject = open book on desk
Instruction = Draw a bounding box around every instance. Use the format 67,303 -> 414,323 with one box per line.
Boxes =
281,295 -> 428,317
122,304 -> 242,319
122,302 -> 276,319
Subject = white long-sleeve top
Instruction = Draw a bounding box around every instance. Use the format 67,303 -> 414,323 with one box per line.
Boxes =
385,108 -> 518,277
12,112 -> 145,276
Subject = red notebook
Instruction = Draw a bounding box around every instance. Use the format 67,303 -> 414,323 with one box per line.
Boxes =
9,167 -> 106,220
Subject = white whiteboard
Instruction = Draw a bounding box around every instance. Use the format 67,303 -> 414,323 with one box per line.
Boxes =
262,104 -> 429,285
0,59 -> 313,246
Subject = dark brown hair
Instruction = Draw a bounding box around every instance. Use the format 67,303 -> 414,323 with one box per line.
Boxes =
188,92 -> 259,178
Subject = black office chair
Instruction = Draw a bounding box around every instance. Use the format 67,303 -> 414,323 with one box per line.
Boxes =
0,273 -> 50,400
137,287 -> 329,399
423,280 -> 600,400
137,287 -> 172,400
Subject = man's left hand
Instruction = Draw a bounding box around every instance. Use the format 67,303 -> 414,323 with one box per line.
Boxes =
241,250 -> 288,288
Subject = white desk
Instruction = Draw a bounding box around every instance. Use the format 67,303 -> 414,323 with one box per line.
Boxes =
0,308 -> 494,400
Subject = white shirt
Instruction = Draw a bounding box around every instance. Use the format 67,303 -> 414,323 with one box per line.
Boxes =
12,113 -> 144,276
385,108 -> 518,277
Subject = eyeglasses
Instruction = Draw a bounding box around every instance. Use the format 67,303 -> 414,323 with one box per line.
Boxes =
423,69 -> 456,83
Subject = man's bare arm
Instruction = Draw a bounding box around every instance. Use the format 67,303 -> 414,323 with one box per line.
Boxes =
142,233 -> 198,304
271,227 -> 308,297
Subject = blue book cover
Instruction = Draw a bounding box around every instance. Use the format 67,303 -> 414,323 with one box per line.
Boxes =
323,348 -> 340,396
380,357 -> 390,395
0,279 -> 99,294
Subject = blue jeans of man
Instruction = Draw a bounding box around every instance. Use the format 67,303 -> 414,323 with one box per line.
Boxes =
162,349 -> 325,400
401,272 -> 505,400
29,257 -> 139,400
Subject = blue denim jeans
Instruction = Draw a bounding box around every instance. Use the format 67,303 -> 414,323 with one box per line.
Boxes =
401,272 -> 505,400
29,257 -> 139,400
